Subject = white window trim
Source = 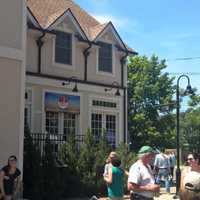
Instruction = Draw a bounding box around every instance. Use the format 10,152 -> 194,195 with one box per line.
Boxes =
42,89 -> 82,135
88,95 -> 121,145
96,40 -> 116,77
52,29 -> 76,71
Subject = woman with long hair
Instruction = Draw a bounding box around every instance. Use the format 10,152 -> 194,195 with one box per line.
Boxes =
104,157 -> 124,200
180,153 -> 200,200
0,156 -> 21,200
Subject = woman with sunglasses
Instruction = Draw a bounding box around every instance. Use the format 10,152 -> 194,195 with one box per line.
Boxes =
0,156 -> 21,200
180,153 -> 200,191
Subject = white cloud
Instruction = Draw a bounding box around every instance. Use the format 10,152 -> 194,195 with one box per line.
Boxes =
92,13 -> 138,30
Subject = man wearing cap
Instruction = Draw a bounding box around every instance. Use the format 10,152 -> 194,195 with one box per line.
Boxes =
127,146 -> 160,200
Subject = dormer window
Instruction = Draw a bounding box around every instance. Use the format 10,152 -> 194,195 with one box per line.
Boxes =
98,42 -> 113,73
55,31 -> 72,65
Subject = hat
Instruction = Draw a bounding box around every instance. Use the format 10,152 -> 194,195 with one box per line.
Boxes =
138,146 -> 157,154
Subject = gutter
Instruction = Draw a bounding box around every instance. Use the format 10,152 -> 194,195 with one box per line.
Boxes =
83,42 -> 92,81
36,31 -> 46,73
120,52 -> 128,144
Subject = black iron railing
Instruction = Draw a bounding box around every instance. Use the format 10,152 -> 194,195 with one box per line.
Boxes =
30,133 -> 84,162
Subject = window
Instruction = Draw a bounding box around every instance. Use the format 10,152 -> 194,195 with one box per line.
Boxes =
63,113 -> 76,136
91,113 -> 102,142
91,113 -> 116,147
98,42 -> 113,73
46,111 -> 59,134
24,89 -> 32,129
106,115 -> 116,147
92,100 -> 117,108
55,31 -> 72,65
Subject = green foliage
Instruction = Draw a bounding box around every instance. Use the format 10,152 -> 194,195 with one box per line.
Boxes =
180,108 -> 200,153
128,55 -> 176,150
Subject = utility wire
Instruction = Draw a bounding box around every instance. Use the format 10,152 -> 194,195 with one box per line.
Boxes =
166,57 -> 200,62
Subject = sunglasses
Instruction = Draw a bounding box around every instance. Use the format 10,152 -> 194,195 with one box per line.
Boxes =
187,158 -> 194,161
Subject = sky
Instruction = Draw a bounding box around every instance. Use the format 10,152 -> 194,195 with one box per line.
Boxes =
76,0 -> 200,109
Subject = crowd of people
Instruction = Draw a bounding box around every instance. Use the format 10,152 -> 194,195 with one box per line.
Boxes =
0,156 -> 21,200
1,149 -> 200,200
103,147 -> 200,200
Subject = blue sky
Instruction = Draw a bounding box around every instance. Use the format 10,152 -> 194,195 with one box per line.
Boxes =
76,0 -> 200,109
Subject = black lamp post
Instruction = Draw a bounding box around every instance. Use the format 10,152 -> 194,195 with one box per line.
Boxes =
175,74 -> 194,198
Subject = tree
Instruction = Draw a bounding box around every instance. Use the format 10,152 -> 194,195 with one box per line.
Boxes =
128,55 -> 176,150
180,108 -> 200,153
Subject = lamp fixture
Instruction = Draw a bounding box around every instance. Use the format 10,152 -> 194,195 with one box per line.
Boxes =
72,83 -> 78,93
62,76 -> 79,93
104,81 -> 121,96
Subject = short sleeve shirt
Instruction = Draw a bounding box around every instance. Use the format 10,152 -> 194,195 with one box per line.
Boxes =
128,161 -> 155,198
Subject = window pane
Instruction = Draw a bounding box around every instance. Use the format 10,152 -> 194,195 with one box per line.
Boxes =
98,42 -> 112,73
45,111 -> 59,135
55,32 -> 72,65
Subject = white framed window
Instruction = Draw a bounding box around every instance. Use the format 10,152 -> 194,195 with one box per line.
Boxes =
52,30 -> 76,70
96,41 -> 115,76
63,113 -> 77,136
45,111 -> 78,137
91,112 -> 117,147
45,111 -> 59,135
55,31 -> 72,65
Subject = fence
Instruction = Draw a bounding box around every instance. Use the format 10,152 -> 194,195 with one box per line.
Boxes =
30,133 -> 84,163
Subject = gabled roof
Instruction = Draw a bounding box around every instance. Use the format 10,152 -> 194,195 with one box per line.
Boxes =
27,0 -> 137,54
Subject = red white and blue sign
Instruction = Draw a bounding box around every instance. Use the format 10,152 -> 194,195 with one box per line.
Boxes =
45,92 -> 80,113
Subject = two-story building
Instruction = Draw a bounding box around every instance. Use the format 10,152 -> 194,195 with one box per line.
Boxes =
26,0 -> 137,149
0,0 -> 137,169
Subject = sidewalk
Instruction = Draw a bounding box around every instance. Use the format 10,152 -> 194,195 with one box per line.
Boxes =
155,187 -> 179,200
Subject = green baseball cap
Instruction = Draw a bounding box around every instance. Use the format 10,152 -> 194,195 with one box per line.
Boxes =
138,146 -> 157,154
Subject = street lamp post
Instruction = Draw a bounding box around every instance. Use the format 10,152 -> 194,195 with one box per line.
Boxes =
175,75 -> 194,198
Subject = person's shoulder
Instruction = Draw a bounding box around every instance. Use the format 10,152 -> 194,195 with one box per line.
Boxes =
1,165 -> 8,172
130,161 -> 141,171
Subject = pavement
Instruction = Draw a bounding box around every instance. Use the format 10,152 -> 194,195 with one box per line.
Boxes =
155,187 -> 179,200
98,187 -> 179,200
68,187 -> 179,200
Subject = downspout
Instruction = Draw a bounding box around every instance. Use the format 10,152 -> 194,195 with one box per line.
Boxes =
83,42 -> 92,81
120,52 -> 128,144
36,31 -> 46,74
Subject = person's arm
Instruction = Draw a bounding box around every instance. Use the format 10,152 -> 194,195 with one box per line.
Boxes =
180,168 -> 187,190
13,175 -> 21,196
127,182 -> 160,192
104,167 -> 112,184
0,171 -> 5,197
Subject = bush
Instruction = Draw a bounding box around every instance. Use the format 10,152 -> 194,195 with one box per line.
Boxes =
24,128 -> 137,199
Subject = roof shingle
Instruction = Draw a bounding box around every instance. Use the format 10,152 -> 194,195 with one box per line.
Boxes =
27,0 -> 136,53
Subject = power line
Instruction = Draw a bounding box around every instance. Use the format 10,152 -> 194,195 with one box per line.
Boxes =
166,57 -> 200,62
168,72 -> 200,75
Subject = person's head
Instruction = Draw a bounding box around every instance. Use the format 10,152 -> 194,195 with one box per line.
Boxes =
7,155 -> 17,169
106,151 -> 118,163
111,157 -> 121,167
138,146 -> 157,165
187,153 -> 199,167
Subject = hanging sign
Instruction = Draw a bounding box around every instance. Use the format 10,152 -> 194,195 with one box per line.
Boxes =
45,92 -> 80,113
